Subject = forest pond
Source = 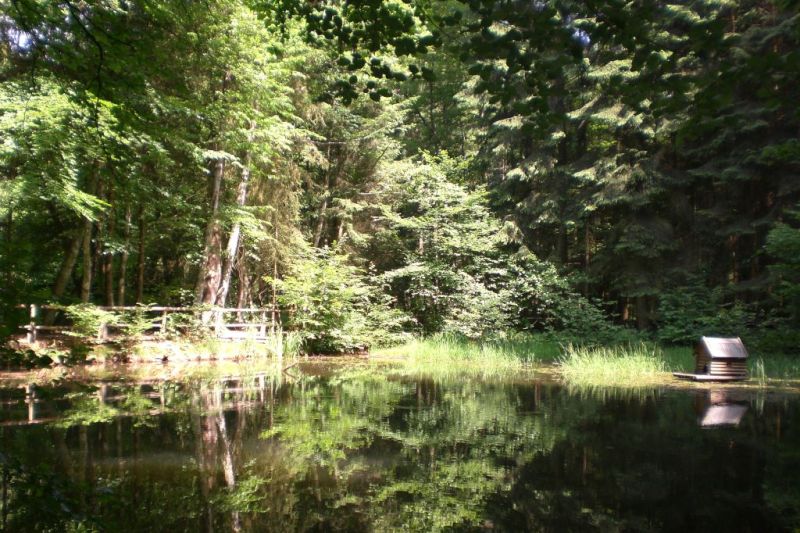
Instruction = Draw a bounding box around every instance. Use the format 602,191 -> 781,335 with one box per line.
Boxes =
1,362 -> 799,532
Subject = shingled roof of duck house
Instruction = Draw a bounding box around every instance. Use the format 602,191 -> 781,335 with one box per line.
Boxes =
694,336 -> 749,380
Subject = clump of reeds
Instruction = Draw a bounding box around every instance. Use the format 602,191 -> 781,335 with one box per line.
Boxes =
376,333 -> 544,379
558,343 -> 669,387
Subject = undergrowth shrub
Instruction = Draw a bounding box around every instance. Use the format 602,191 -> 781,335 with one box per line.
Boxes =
278,247 -> 411,353
656,282 -> 754,345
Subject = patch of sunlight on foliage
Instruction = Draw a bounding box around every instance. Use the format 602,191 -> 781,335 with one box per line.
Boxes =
217,469 -> 271,514
56,392 -> 120,428
374,333 -> 549,379
558,343 -> 670,388
262,327 -> 303,360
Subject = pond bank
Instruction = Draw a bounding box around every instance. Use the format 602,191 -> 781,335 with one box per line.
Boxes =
372,335 -> 800,393
4,334 -> 800,393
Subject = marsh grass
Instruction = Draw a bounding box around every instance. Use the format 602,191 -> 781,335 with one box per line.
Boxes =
558,343 -> 671,387
749,355 -> 800,383
374,334 -> 553,378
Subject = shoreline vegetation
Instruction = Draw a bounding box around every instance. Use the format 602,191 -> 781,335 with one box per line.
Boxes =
374,334 -> 800,390
5,332 -> 799,392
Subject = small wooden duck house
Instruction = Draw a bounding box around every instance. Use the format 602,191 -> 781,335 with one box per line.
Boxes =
673,336 -> 749,382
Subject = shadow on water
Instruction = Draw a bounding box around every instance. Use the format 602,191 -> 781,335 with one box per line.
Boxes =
1,364 -> 799,532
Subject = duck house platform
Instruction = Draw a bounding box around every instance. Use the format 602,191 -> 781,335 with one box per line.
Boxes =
673,336 -> 749,382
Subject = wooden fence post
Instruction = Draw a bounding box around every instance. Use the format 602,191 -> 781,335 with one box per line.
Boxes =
25,384 -> 36,422
98,322 -> 109,342
215,308 -> 223,337
26,304 -> 38,343
161,310 -> 168,334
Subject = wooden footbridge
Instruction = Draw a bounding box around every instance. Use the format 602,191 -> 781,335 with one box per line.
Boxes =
18,304 -> 282,344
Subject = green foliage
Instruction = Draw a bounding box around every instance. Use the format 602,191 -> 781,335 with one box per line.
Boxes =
656,282 -> 753,345
277,246 -> 410,353
506,252 -> 637,344
375,154 -> 511,337
766,208 -> 800,325
262,326 -> 303,359
63,304 -> 119,341
120,305 -> 158,341
0,346 -> 53,369
1,0 -> 798,355
56,392 -> 120,428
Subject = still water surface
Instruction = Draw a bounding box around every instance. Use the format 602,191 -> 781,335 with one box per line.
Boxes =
1,363 -> 799,532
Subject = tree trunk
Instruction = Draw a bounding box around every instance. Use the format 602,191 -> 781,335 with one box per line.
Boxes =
635,295 -> 651,330
271,221 -> 279,330
313,146 -> 332,248
52,229 -> 83,301
584,220 -> 591,297
557,221 -> 568,265
215,157 -> 250,307
135,206 -> 145,304
118,206 -> 131,305
195,157 -> 225,305
80,217 -> 94,303
4,208 -> 11,291
236,250 -> 251,317
103,193 -> 115,307
312,195 -> 328,248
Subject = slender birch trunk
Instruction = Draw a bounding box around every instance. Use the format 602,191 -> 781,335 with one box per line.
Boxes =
135,206 -> 145,303
215,153 -> 251,307
236,248 -> 251,320
117,206 -> 131,305
103,190 -> 115,307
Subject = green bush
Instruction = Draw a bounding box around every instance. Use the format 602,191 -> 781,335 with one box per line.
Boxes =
656,282 -> 753,345
63,303 -> 119,341
766,211 -> 800,325
120,305 -> 158,342
278,247 -> 411,353
506,252 -> 637,344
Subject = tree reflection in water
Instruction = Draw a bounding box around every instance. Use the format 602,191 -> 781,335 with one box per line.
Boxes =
0,368 -> 799,532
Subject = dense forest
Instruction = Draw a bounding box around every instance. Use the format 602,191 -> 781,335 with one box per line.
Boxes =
1,0 -> 799,353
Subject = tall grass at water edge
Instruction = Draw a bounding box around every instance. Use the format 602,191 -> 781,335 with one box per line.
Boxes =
558,343 -> 671,387
374,334 -> 556,377
374,334 -> 800,385
558,342 -> 800,387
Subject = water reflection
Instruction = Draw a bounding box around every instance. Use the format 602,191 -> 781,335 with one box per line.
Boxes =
698,390 -> 749,427
0,367 -> 799,532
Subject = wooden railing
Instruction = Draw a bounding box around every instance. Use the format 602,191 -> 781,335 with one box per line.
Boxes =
18,304 -> 282,343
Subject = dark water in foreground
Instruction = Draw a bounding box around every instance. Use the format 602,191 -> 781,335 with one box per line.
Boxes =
1,364 -> 799,532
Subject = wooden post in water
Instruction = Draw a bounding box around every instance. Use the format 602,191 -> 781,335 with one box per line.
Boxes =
26,304 -> 38,343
